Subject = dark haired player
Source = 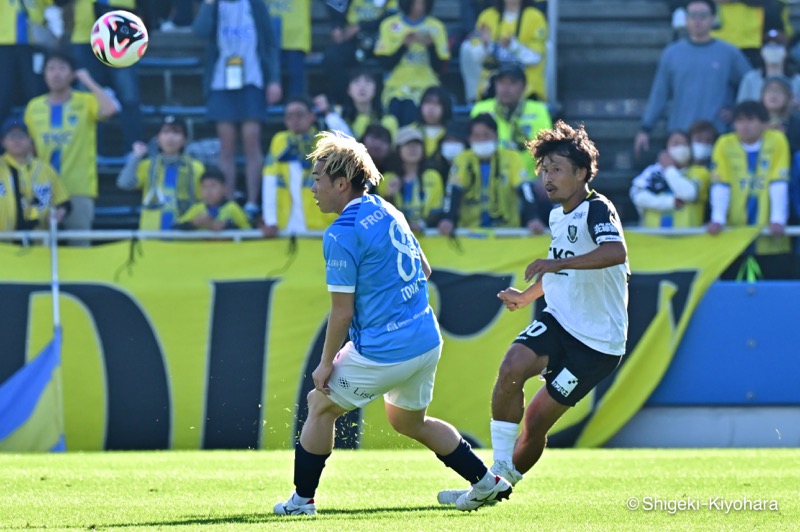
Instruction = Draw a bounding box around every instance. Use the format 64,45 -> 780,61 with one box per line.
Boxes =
439,120 -> 630,504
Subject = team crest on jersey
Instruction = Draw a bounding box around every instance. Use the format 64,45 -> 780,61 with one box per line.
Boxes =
68,115 -> 78,126
567,224 -> 578,243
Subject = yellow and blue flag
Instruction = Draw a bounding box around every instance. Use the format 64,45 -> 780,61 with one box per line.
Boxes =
0,328 -> 64,452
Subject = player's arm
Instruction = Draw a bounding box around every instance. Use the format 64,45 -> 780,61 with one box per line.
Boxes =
498,275 -> 543,311
315,291 -> 355,393
525,241 -> 626,280
419,248 -> 432,279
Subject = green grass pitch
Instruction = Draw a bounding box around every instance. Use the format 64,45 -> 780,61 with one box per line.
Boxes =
0,449 -> 797,530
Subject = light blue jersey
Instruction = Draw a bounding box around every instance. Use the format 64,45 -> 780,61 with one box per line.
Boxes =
324,194 -> 441,363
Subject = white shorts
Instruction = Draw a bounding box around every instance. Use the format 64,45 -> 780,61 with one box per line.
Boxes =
327,341 -> 442,412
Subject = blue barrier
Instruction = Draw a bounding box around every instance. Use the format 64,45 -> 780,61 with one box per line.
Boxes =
648,281 -> 800,406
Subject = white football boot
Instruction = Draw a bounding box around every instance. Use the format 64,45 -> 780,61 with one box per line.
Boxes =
454,474 -> 513,511
273,493 -> 317,516
438,461 -> 523,505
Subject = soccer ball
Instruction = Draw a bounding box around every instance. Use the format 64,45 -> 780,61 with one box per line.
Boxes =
91,10 -> 148,68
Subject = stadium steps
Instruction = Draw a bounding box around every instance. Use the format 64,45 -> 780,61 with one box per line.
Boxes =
557,0 -> 673,222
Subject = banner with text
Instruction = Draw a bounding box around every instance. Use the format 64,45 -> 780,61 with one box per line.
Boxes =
0,228 -> 758,451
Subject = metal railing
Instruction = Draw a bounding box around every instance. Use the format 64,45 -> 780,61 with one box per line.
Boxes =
2,226 -> 800,243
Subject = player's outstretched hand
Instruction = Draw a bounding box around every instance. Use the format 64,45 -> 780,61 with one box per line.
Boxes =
497,287 -> 530,311
525,258 -> 561,282
312,361 -> 334,395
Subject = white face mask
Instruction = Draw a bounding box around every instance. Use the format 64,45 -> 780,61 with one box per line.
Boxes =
471,140 -> 498,159
691,142 -> 713,161
441,141 -> 465,162
761,44 -> 786,65
667,144 -> 691,165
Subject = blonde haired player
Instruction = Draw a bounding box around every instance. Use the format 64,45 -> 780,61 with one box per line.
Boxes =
274,131 -> 512,515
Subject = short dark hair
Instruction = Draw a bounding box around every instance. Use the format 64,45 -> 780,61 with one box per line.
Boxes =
527,121 -> 600,182
285,95 -> 315,113
44,49 -> 76,71
200,167 -> 226,184
733,100 -> 770,123
399,0 -> 433,16
685,0 -> 716,16
361,123 -> 392,145
687,119 -> 718,141
470,113 -> 498,134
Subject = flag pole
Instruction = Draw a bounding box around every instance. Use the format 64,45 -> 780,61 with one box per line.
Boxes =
49,208 -> 61,329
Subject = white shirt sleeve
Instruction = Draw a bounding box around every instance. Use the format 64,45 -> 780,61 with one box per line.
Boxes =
709,183 -> 730,225
630,188 -> 676,212
769,180 -> 789,225
262,174 -> 278,226
662,166 -> 699,202
507,38 -> 542,66
323,112 -> 353,137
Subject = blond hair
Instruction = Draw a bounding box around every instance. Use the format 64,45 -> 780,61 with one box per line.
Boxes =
307,131 -> 383,189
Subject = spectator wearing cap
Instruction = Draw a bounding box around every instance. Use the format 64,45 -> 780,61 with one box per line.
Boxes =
377,125 -> 444,233
635,0 -> 751,159
459,0 -> 548,104
24,50 -> 118,246
471,63 -> 552,177
374,0 -> 450,127
738,30 -> 800,107
438,113 -> 544,235
0,117 -> 70,232
116,115 -> 205,230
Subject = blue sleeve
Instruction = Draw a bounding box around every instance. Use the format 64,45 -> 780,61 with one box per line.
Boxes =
641,47 -> 672,131
324,230 -> 358,292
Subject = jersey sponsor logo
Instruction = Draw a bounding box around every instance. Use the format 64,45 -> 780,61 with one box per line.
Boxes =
567,224 -> 578,243
551,368 -> 579,397
326,259 -> 347,270
572,211 -> 585,219
41,131 -> 73,147
593,222 -> 619,234
550,246 -> 575,259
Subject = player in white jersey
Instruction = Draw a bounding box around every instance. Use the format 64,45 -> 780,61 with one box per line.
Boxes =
439,121 -> 630,504
274,131 -> 512,516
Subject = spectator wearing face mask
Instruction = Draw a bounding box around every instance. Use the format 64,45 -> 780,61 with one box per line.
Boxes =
438,113 -> 544,235
687,119 -> 718,168
737,30 -> 800,107
630,130 -> 711,228
431,120 -> 470,184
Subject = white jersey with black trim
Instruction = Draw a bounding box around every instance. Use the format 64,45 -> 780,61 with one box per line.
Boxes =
542,190 -> 630,355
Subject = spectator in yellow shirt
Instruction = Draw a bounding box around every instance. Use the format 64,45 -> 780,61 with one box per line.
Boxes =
0,117 -> 70,232
176,168 -> 252,230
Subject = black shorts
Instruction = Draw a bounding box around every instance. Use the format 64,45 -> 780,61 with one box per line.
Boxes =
512,312 -> 622,407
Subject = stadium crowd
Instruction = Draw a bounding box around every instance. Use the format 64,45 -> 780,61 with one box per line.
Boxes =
1,0 -> 799,278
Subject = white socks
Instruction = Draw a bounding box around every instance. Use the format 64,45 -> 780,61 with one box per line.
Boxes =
490,419 -> 520,464
474,469 -> 497,490
292,492 -> 312,505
